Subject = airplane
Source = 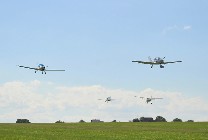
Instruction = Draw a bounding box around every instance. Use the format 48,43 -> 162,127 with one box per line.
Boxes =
138,96 -> 163,104
17,64 -> 65,74
98,97 -> 114,103
132,57 -> 182,68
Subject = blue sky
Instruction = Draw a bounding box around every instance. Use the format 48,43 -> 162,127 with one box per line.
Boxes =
0,0 -> 208,122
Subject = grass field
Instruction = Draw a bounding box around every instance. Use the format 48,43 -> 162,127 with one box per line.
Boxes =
0,122 -> 207,140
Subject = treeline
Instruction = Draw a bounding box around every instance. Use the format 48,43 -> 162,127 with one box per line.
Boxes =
54,117 -> 194,123
132,116 -> 194,122
15,117 -> 194,123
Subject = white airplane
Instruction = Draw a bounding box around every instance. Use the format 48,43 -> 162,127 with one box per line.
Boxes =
139,96 -> 163,104
98,97 -> 114,103
132,57 -> 182,68
17,64 -> 65,74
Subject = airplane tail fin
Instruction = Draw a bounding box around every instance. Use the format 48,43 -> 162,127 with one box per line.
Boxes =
148,56 -> 153,62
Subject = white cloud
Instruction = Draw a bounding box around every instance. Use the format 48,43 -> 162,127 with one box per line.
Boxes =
0,81 -> 207,123
162,25 -> 192,34
183,25 -> 192,30
30,80 -> 41,87
162,25 -> 178,34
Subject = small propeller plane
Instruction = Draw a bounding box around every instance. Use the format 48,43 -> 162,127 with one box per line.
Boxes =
139,96 -> 163,104
132,57 -> 182,68
17,64 -> 65,74
98,97 -> 114,103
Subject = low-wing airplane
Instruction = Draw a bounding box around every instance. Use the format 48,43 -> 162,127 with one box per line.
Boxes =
17,64 -> 65,74
98,97 -> 114,103
132,57 -> 182,68
139,96 -> 163,104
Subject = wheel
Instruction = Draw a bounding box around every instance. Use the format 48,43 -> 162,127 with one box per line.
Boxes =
160,65 -> 164,68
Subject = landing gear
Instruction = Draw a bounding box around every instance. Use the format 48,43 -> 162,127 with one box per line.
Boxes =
151,65 -> 153,68
42,71 -> 46,74
160,65 -> 164,68
35,71 -> 36,73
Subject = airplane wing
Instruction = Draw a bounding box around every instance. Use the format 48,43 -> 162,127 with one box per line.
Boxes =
17,65 -> 36,69
151,98 -> 163,100
132,61 -> 154,64
164,61 -> 182,64
45,70 -> 65,71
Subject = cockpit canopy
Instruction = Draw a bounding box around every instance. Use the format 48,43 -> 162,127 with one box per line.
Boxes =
38,64 -> 45,68
154,57 -> 161,61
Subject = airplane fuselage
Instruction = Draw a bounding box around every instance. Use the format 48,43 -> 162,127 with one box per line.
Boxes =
105,97 -> 111,102
153,57 -> 164,64
146,98 -> 152,103
34,64 -> 47,74
36,64 -> 45,71
151,57 -> 165,68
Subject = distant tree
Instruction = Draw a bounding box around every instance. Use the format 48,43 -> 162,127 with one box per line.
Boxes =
155,116 -> 167,122
139,117 -> 154,122
186,120 -> 194,122
173,118 -> 182,122
112,120 -> 117,122
79,120 -> 85,123
139,117 -> 145,122
55,120 -> 64,123
133,118 -> 140,122
16,119 -> 30,123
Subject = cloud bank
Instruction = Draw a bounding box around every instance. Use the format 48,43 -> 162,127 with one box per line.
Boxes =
0,80 -> 207,123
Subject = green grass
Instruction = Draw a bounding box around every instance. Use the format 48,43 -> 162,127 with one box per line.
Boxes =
0,122 -> 207,140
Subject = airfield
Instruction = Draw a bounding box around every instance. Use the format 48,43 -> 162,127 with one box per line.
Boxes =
0,122 -> 207,140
